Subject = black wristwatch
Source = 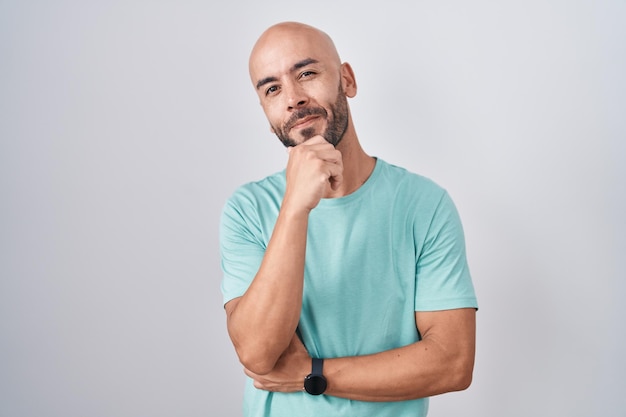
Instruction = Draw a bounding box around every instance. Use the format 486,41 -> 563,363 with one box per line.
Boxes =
303,358 -> 327,395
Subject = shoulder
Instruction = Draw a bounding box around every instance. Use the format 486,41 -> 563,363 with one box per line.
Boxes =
375,159 -> 447,203
220,170 -> 286,230
225,170 -> 286,207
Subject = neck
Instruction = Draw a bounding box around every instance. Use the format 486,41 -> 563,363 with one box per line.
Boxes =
324,128 -> 376,199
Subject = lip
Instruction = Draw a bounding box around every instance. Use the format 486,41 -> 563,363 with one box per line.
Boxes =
291,115 -> 320,129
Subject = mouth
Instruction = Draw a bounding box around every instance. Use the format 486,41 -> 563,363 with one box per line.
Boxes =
285,107 -> 327,133
290,115 -> 320,130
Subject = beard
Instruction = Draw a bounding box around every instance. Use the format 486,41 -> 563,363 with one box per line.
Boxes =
272,83 -> 349,148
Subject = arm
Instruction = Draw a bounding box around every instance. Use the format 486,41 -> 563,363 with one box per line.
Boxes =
225,136 -> 343,375
224,207 -> 308,375
246,308 -> 476,401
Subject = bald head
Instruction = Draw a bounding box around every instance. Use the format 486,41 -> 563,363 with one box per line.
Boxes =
249,22 -> 342,89
247,22 -> 357,148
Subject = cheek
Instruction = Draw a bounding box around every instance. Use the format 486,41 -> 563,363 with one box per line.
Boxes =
261,103 -> 283,128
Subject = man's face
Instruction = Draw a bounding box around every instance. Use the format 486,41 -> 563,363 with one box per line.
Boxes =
249,27 -> 352,147
270,82 -> 349,148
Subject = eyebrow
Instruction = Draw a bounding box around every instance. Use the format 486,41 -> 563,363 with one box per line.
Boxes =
255,58 -> 320,90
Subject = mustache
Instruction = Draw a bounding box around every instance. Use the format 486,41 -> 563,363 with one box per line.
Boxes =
285,107 -> 327,130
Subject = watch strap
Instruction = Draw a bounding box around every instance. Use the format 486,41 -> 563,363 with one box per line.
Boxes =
311,357 -> 324,376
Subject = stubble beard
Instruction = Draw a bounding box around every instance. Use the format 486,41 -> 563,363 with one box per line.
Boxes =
273,84 -> 349,148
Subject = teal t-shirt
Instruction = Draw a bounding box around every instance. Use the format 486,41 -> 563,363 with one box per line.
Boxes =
220,159 -> 477,417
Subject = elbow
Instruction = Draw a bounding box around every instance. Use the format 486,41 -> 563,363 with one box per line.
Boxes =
449,358 -> 474,392
235,346 -> 279,375
452,368 -> 473,391
240,358 -> 276,376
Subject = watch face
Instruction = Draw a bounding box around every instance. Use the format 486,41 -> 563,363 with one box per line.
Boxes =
304,374 -> 327,395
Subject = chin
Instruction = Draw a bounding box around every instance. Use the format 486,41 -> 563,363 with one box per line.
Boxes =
299,127 -> 318,141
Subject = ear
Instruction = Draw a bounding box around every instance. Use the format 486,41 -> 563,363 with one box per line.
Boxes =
340,62 -> 357,98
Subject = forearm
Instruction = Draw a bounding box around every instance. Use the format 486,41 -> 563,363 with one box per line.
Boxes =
226,137 -> 344,374
324,309 -> 476,401
324,338 -> 474,402
226,204 -> 310,374
245,308 -> 476,402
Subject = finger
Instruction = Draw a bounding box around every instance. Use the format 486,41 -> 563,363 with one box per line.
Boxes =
243,367 -> 257,379
315,147 -> 343,163
325,157 -> 343,184
244,369 -> 270,391
329,169 -> 343,191
291,146 -> 343,170
288,144 -> 343,168
301,135 -> 327,145
293,139 -> 335,153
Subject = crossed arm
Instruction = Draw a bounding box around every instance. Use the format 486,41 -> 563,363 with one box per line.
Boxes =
223,137 -> 476,401
224,206 -> 476,402
227,296 -> 475,402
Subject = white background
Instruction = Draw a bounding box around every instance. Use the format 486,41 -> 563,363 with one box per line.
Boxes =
1,1 -> 624,416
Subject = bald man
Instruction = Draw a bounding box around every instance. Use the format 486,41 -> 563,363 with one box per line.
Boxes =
220,22 -> 478,417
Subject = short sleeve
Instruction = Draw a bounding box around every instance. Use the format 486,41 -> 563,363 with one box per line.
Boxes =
414,191 -> 478,311
219,195 -> 266,306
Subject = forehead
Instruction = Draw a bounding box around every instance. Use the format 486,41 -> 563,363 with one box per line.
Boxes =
249,27 -> 339,84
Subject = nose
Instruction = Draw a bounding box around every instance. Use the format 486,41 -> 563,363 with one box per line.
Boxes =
285,82 -> 309,111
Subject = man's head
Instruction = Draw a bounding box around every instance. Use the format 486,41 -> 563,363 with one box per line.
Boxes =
249,22 -> 357,147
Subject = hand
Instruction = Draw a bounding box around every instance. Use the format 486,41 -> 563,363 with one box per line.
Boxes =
284,135 -> 343,213
243,333 -> 311,393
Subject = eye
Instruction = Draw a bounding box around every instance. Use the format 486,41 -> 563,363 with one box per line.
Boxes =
265,85 -> 279,96
300,70 -> 316,79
